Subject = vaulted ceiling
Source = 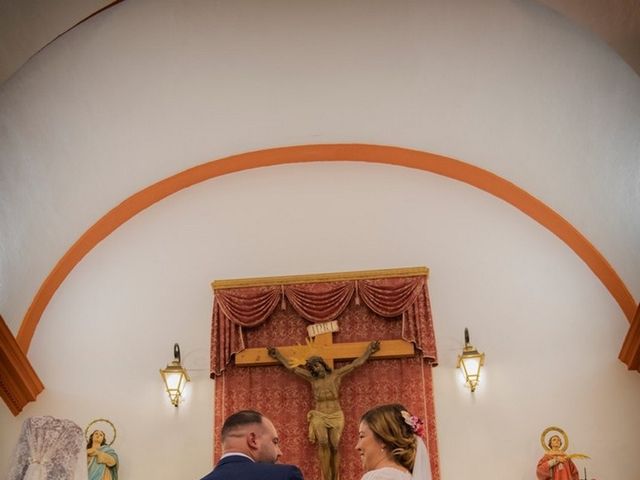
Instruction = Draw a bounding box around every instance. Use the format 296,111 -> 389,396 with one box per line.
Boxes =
1,0 -> 639,86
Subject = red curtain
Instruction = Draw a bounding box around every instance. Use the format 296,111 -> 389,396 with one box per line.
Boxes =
210,274 -> 440,480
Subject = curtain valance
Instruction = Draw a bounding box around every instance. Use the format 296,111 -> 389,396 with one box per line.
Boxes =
210,273 -> 436,376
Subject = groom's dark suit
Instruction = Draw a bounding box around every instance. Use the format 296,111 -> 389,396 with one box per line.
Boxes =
200,454 -> 304,480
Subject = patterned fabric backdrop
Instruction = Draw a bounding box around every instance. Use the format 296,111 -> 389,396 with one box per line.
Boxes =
211,275 -> 439,480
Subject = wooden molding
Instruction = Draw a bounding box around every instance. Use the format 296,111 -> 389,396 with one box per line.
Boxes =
619,303 -> 640,372
0,315 -> 44,415
213,266 -> 428,290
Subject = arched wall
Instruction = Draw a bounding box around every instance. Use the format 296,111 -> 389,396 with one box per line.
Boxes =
16,144 -> 636,352
2,1 -> 639,479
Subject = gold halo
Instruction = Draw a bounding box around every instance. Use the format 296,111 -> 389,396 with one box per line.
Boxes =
85,418 -> 117,446
540,426 -> 568,452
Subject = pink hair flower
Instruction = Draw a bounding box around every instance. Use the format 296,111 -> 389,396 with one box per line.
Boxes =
401,410 -> 425,438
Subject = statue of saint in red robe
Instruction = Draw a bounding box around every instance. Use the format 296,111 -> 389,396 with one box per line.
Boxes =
536,434 -> 578,480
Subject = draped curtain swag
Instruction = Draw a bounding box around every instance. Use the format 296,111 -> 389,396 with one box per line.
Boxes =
211,275 -> 436,377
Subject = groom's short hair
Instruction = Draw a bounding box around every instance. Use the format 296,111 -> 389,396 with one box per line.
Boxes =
221,410 -> 264,440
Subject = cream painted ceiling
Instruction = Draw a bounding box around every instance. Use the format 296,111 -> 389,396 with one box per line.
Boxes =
0,0 -> 639,85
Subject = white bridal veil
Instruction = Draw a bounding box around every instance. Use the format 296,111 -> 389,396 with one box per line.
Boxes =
412,435 -> 432,480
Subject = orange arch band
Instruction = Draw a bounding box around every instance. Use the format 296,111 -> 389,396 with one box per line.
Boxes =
16,144 -> 636,351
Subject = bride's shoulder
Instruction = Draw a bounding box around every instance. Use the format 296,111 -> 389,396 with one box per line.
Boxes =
361,468 -> 412,480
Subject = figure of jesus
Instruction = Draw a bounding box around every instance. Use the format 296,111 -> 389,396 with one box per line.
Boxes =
268,340 -> 380,480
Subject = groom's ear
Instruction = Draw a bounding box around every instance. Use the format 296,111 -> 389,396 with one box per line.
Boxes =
247,431 -> 259,449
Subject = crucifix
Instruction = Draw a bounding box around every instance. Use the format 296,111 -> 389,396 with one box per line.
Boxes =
234,319 -> 415,369
234,320 -> 416,480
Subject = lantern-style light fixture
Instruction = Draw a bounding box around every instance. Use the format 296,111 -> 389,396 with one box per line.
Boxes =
159,343 -> 190,407
457,328 -> 485,392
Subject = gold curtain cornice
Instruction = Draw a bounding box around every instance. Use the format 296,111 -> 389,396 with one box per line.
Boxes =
212,266 -> 429,291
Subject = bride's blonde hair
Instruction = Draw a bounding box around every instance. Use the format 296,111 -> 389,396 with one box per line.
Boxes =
360,404 -> 417,471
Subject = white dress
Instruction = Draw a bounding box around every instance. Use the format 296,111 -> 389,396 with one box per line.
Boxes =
361,467 -> 412,480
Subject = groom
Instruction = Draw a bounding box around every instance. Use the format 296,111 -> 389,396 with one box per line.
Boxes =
200,410 -> 304,480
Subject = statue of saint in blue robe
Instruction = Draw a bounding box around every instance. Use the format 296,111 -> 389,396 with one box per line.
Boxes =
87,430 -> 118,480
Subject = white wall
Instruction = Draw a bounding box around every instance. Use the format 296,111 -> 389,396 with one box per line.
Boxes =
1,1 -> 639,479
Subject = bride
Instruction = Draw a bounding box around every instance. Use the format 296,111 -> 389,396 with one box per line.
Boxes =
356,404 -> 431,480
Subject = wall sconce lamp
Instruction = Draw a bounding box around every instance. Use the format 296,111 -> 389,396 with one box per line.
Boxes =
159,343 -> 190,407
457,328 -> 485,392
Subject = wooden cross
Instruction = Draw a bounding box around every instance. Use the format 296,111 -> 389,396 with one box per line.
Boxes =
234,322 -> 415,369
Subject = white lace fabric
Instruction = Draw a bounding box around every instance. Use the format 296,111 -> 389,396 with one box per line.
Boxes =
7,416 -> 88,480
